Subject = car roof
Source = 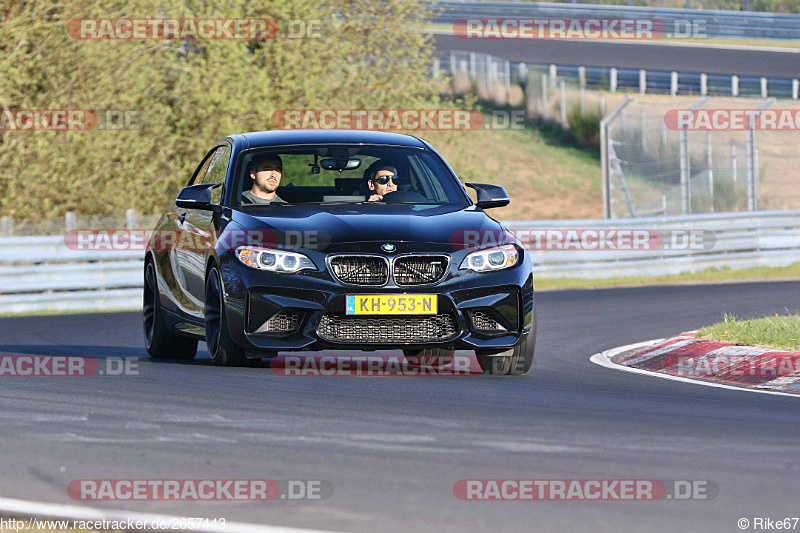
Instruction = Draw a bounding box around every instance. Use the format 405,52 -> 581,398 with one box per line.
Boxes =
230,129 -> 429,150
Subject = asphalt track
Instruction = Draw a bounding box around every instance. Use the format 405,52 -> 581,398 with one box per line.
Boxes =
433,33 -> 800,78
1,281 -> 799,532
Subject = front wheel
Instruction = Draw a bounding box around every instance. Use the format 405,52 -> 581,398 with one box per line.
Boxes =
143,260 -> 197,360
204,266 -> 247,366
477,309 -> 537,375
477,335 -> 534,375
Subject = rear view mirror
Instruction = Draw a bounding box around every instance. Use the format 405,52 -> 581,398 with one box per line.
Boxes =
320,158 -> 361,171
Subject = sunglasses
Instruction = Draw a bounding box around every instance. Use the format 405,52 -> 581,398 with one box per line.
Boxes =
372,174 -> 397,185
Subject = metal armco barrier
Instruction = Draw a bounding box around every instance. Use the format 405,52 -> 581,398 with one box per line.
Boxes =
1,209 -> 799,313
0,236 -> 144,313
430,1 -> 800,39
505,210 -> 800,278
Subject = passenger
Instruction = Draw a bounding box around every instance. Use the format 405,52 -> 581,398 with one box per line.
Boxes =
242,154 -> 287,204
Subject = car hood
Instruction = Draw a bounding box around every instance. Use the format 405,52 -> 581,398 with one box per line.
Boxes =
227,203 -> 506,249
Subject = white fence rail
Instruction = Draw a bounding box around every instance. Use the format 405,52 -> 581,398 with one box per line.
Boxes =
1,210 -> 798,313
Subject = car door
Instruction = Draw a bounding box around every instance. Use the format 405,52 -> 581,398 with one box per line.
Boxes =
169,146 -> 217,318
177,143 -> 232,318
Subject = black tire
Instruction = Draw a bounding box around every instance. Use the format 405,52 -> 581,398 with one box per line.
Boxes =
403,348 -> 454,368
204,266 -> 248,366
143,260 -> 198,360
477,309 -> 537,376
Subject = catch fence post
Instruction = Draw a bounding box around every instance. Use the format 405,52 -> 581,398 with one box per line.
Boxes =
680,129 -> 690,214
126,208 -> 138,230
0,216 -> 12,237
65,212 -> 77,233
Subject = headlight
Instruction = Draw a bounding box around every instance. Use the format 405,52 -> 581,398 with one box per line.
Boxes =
235,246 -> 316,273
460,244 -> 519,272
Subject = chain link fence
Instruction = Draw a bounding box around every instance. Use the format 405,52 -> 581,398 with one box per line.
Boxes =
443,51 -> 800,219
602,96 -> 800,218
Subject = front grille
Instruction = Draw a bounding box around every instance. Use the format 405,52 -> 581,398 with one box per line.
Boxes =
329,256 -> 389,286
253,311 -> 302,335
393,255 -> 449,286
470,310 -> 507,332
317,314 -> 458,343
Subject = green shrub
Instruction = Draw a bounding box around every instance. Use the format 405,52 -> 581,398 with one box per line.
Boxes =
567,107 -> 602,146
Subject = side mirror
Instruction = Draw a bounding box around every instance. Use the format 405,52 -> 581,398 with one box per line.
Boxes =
175,183 -> 221,211
465,183 -> 510,209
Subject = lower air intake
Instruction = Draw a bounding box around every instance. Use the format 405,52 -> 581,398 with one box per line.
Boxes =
469,310 -> 507,332
254,311 -> 302,335
316,314 -> 458,343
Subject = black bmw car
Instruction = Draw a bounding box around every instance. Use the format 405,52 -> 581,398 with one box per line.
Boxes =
144,130 -> 535,375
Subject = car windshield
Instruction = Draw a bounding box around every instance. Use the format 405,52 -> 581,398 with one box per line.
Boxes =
234,145 -> 468,207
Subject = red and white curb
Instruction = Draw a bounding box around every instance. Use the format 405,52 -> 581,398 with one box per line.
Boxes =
0,496 -> 343,533
590,332 -> 800,398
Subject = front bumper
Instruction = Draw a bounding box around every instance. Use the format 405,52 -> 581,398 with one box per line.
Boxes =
218,246 -> 534,354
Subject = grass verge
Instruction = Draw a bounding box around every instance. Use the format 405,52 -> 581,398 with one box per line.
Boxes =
430,111 -> 603,220
534,262 -> 800,290
698,312 -> 800,352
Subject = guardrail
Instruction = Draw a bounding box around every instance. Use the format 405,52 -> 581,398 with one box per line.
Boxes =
430,1 -> 800,39
1,210 -> 798,313
506,210 -> 800,278
441,51 -> 800,100
0,236 -> 143,313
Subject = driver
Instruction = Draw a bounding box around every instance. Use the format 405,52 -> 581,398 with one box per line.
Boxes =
363,160 -> 399,202
242,154 -> 287,204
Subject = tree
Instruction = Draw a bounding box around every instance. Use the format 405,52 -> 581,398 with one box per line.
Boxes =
0,0 -> 439,217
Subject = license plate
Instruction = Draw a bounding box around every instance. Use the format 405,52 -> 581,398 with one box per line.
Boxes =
345,294 -> 437,315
